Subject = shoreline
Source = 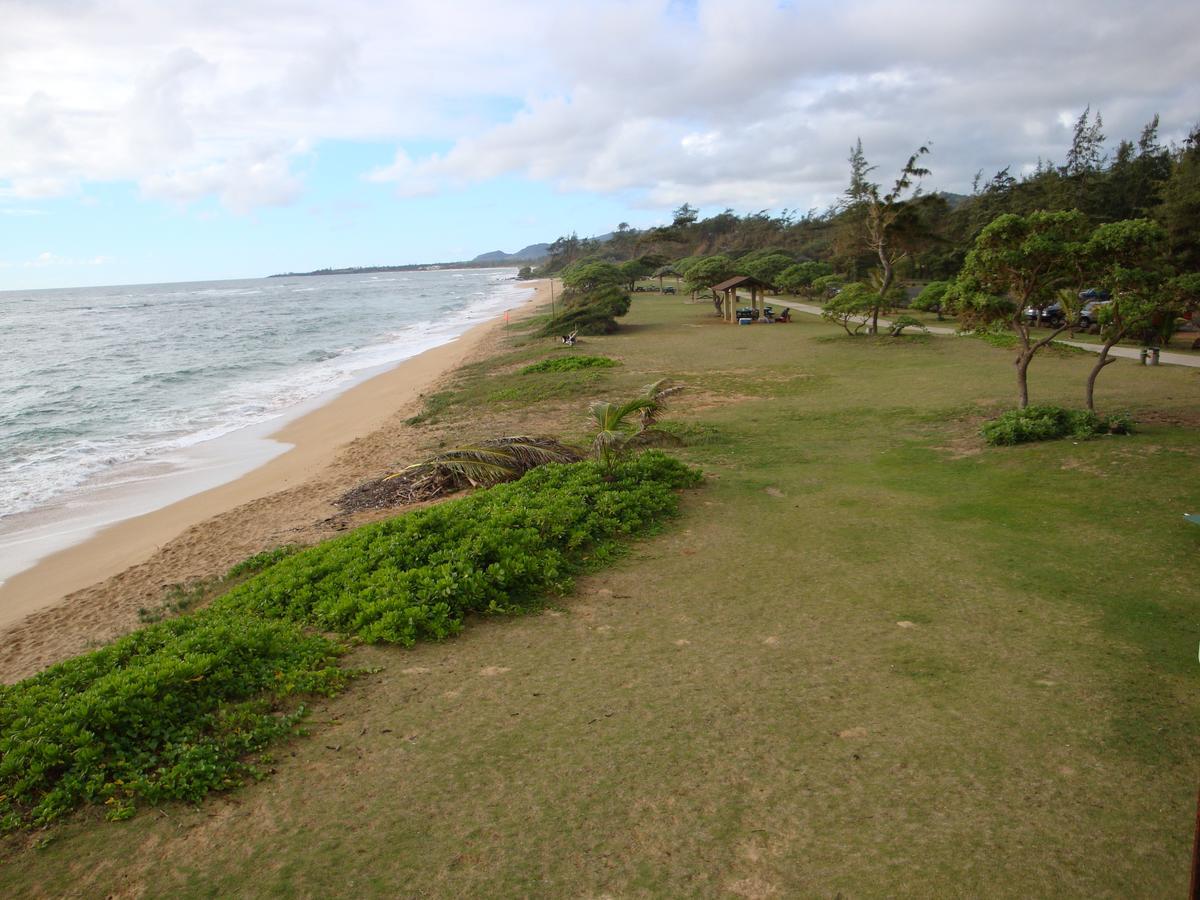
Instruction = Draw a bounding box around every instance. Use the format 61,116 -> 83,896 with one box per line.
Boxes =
0,281 -> 546,676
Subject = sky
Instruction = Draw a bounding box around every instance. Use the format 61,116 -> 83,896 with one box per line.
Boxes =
0,0 -> 1198,290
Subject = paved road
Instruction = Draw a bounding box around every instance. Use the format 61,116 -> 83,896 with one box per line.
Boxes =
770,299 -> 1200,369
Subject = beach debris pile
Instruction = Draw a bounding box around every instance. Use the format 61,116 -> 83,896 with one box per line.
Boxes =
336,435 -> 584,513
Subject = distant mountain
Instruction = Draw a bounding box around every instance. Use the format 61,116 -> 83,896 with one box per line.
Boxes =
472,243 -> 552,263
937,191 -> 971,209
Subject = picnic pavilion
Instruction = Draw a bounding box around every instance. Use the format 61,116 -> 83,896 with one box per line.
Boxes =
711,275 -> 775,322
652,265 -> 681,293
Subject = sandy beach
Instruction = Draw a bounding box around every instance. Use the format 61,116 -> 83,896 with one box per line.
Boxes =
0,280 -> 546,683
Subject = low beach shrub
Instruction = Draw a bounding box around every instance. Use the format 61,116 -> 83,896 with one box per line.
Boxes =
0,610 -> 350,830
218,453 -> 701,644
138,546 -> 303,623
981,405 -> 1134,446
520,355 -> 618,374
225,545 -> 301,578
0,453 -> 699,831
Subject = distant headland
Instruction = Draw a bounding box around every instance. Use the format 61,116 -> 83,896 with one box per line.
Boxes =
270,242 -> 554,278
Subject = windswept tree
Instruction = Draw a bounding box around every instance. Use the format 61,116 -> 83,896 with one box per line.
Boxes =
820,283 -> 876,335
955,209 -> 1091,407
561,261 -> 623,293
1158,124 -> 1200,270
1082,219 -> 1171,410
618,258 -> 654,290
843,139 -> 932,333
776,261 -> 834,295
741,251 -> 794,287
910,280 -> 951,319
682,254 -> 738,301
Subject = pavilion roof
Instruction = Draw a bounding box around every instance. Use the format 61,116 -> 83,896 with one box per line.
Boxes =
711,275 -> 775,292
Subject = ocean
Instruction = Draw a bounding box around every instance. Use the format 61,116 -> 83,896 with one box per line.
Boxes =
0,268 -> 529,583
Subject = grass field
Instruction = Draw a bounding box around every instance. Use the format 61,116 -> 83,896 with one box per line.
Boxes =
2,291 -> 1198,897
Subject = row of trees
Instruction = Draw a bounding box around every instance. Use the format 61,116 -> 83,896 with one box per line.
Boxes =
537,110 -> 1200,413
950,212 -> 1199,410
539,111 -> 1200,283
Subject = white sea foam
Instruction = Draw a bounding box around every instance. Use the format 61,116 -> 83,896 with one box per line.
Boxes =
0,270 -> 528,553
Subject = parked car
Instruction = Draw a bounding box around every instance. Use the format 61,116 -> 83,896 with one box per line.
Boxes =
1078,299 -> 1111,328
1024,302 -> 1066,326
1025,289 -> 1114,327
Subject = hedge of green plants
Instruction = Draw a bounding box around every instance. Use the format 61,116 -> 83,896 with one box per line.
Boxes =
0,611 -> 350,829
981,405 -> 1134,446
216,453 -> 700,644
0,453 -> 699,830
520,355 -> 619,374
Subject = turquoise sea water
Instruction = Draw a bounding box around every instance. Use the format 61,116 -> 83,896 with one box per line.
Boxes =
0,268 -> 525,545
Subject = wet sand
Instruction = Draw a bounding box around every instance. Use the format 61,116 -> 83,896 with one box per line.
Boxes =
0,280 -> 546,682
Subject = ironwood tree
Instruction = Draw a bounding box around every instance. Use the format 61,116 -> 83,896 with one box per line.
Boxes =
842,139 -> 931,333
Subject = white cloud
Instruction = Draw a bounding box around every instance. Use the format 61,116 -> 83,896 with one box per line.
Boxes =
141,143 -> 307,212
0,0 -> 1197,215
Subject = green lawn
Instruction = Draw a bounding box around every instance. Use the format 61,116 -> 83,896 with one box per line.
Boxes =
2,294 -> 1198,897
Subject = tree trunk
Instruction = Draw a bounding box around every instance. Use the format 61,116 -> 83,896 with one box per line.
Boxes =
1011,307 -> 1069,410
1085,335 -> 1122,411
872,247 -> 894,337
1015,351 -> 1032,408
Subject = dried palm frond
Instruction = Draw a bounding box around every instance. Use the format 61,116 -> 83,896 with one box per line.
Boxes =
336,436 -> 583,513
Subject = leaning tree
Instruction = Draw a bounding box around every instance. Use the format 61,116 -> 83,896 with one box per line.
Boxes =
1082,219 -> 1173,411
956,210 -> 1091,408
843,139 -> 931,334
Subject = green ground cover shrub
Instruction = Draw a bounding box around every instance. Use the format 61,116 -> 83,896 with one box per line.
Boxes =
225,545 -> 301,578
981,405 -> 1134,446
138,545 -> 303,623
0,611 -> 350,830
520,355 -> 619,374
218,453 -> 700,645
0,454 -> 698,832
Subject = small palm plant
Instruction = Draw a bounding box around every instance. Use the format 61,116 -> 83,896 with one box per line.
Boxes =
1055,288 -> 1084,336
588,379 -> 683,473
